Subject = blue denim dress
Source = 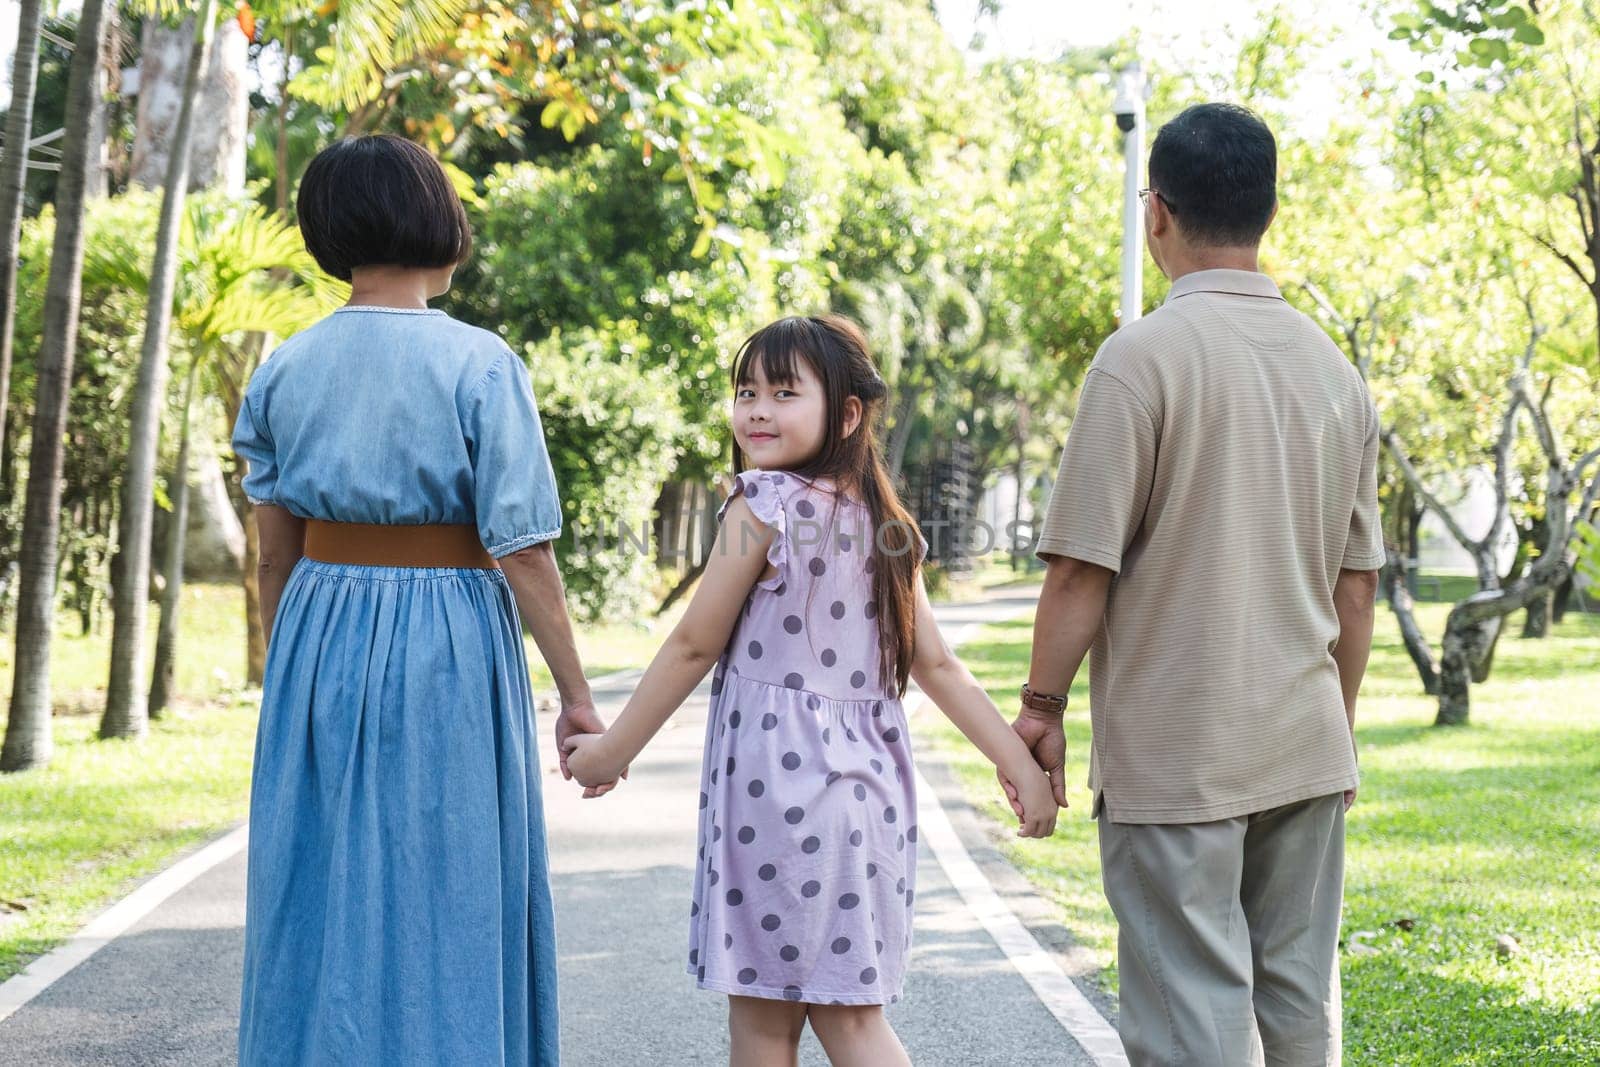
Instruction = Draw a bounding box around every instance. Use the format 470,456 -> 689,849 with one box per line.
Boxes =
231,306 -> 563,1065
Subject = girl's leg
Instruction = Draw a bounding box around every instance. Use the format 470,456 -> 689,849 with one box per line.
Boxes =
728,995 -> 807,1067
806,1004 -> 912,1067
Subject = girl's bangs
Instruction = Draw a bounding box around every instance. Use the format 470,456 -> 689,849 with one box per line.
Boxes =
734,320 -> 811,387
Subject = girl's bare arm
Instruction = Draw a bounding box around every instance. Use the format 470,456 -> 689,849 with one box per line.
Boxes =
564,497 -> 773,784
908,580 -> 1058,837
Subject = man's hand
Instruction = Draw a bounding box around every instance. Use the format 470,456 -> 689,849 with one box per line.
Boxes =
554,698 -> 624,799
1000,708 -> 1069,809
1343,787 -> 1357,812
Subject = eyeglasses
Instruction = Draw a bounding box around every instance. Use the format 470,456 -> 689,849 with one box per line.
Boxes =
1138,188 -> 1174,211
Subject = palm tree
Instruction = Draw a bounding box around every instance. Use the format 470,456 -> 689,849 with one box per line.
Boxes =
1,0 -> 115,772
149,359 -> 200,716
102,0 -> 220,741
256,0 -> 473,118
83,195 -> 335,715
0,0 -> 46,435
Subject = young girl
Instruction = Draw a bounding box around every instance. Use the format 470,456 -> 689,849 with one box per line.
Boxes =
565,315 -> 1057,1066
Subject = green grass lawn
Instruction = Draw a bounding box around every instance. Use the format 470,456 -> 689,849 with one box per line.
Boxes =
926,599 -> 1600,1065
0,579 -> 687,983
0,584 -> 263,982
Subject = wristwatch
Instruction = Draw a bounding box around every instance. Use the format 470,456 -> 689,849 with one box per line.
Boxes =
1020,683 -> 1068,715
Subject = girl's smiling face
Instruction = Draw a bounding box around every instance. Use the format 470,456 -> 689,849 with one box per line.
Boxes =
732,355 -> 829,471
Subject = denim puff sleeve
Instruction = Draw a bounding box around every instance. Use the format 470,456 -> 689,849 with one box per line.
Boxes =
465,346 -> 564,558
231,370 -> 278,507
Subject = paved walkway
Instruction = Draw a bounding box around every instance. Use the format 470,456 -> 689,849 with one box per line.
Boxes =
0,585 -> 1121,1065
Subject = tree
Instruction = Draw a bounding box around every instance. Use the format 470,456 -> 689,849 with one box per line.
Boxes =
149,361 -> 198,715
0,0 -> 46,437
1307,269 -> 1598,724
1385,0 -> 1600,718
130,13 -> 251,195
102,0 -> 218,742
1382,304 -> 1599,723
0,0 -> 114,772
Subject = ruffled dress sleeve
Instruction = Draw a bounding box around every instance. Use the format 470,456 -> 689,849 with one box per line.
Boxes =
717,469 -> 789,592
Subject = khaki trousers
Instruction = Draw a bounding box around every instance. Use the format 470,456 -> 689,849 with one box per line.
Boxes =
1098,793 -> 1345,1067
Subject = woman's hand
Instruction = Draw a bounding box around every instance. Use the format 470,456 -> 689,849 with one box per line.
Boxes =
563,732 -> 629,792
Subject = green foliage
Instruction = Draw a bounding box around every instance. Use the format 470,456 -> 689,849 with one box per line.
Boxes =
78,190 -> 341,356
357,0 -> 791,239
1389,0 -> 1545,74
9,200 -> 166,627
1576,520 -> 1600,588
460,148 -> 779,474
268,0 -> 475,113
523,325 -> 685,622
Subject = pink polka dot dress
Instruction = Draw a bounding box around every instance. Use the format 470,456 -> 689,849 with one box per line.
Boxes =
688,469 -> 927,1005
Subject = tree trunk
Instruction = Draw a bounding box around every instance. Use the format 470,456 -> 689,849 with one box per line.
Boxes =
274,26 -> 292,216
657,559 -> 707,616
1522,588 -> 1552,638
656,481 -> 723,615
1010,416 -> 1025,572
1469,617 -> 1502,684
1435,643 -> 1472,726
184,18 -> 248,195
82,8 -> 115,201
0,404 -> 18,613
0,0 -> 113,772
129,14 -> 248,195
657,479 -> 685,573
148,363 -> 197,718
886,384 -> 921,480
0,0 -> 45,438
1383,549 -> 1439,694
102,0 -> 217,742
175,446 -> 244,579
1551,572 -> 1574,624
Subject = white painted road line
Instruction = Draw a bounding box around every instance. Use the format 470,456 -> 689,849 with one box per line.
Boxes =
0,824 -> 250,1025
909,606 -> 1129,1065
911,758 -> 1127,1065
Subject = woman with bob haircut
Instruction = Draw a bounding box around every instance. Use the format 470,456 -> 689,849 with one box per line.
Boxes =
232,134 -> 613,1065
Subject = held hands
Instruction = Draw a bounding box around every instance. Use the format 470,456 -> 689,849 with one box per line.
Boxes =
1005,708 -> 1070,807
1000,759 -> 1060,838
996,707 -> 1071,839
562,732 -> 631,794
554,698 -> 626,798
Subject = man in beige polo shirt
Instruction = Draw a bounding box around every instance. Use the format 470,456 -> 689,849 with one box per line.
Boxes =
1008,103 -> 1383,1065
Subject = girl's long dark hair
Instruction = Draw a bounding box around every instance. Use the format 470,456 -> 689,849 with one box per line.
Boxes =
731,315 -> 921,698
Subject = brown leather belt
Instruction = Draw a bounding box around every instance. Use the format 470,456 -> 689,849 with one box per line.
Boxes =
303,520 -> 499,569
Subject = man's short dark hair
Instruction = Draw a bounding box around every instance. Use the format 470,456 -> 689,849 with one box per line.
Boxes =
1148,103 -> 1277,247
295,135 -> 472,282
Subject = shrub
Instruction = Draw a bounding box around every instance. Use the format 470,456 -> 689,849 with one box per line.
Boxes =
524,323 -> 684,621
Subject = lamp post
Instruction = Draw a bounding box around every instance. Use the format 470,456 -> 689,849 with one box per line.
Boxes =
1113,61 -> 1146,326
